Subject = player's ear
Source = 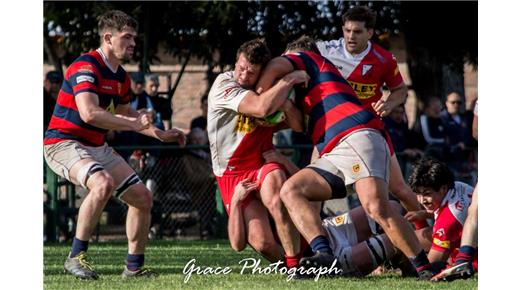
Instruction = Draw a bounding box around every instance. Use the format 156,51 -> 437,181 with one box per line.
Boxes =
103,32 -> 112,45
367,28 -> 374,39
439,184 -> 449,196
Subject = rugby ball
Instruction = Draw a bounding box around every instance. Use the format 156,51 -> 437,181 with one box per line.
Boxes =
263,88 -> 295,125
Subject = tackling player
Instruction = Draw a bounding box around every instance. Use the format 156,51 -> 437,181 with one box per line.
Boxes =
255,36 -> 435,279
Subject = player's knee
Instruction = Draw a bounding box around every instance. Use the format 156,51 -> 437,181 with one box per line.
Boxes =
91,174 -> 114,201
280,181 -> 300,205
250,238 -> 278,257
134,188 -> 153,211
364,201 -> 391,223
265,195 -> 283,217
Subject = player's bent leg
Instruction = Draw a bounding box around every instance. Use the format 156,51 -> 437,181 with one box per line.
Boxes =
64,158 -> 115,279
259,169 -> 300,257
356,176 -> 435,279
388,155 -> 422,212
108,161 -> 156,278
69,158 -> 115,241
280,168 -> 332,243
348,234 -> 397,276
281,169 -> 342,274
242,198 -> 284,262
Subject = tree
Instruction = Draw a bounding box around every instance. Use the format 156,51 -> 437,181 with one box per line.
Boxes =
400,1 -> 478,103
44,1 -> 476,103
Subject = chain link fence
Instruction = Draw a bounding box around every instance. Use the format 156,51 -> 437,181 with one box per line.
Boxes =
43,142 -> 477,243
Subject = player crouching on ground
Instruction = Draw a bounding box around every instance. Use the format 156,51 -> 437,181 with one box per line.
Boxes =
407,158 -> 478,276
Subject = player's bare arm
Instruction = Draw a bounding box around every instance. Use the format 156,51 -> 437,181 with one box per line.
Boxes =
262,149 -> 299,176
428,248 -> 451,265
228,179 -> 258,251
116,103 -> 186,145
280,98 -> 304,132
76,91 -> 150,131
256,56 -> 306,131
238,60 -> 308,118
372,82 -> 407,117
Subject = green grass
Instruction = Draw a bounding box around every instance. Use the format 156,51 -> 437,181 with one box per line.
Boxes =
44,240 -> 477,289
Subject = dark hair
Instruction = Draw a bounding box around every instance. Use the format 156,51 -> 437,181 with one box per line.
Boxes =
286,35 -> 321,55
236,38 -> 271,67
342,6 -> 377,29
408,158 -> 454,192
98,10 -> 138,37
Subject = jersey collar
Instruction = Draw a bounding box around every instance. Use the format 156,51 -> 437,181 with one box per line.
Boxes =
96,48 -> 118,74
341,39 -> 372,60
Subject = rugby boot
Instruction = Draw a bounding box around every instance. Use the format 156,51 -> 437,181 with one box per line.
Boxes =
64,251 -> 98,280
121,266 -> 158,278
431,261 -> 474,282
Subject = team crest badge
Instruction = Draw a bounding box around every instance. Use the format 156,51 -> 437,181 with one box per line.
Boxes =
352,164 -> 360,173
334,216 -> 344,225
362,64 -> 372,76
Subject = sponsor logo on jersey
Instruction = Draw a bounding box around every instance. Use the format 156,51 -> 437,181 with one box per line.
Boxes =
352,164 -> 360,173
78,65 -> 94,73
76,75 -> 95,84
347,81 -> 377,99
433,238 -> 450,249
325,43 -> 341,49
235,113 -> 257,134
435,228 -> 445,237
334,215 -> 345,225
362,64 -> 372,76
102,85 -> 113,90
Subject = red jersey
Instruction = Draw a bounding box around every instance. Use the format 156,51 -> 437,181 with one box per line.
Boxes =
44,49 -> 131,147
317,39 -> 404,116
432,181 -> 476,266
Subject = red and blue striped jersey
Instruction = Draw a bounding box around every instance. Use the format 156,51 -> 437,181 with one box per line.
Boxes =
44,49 -> 131,147
283,51 -> 386,156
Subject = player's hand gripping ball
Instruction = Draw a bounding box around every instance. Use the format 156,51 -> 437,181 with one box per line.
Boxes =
263,88 -> 295,125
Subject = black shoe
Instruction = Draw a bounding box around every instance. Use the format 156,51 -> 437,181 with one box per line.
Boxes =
417,268 -> 436,281
64,251 -> 98,280
431,262 -> 475,282
388,250 -> 418,278
121,266 -> 157,278
299,251 -> 343,277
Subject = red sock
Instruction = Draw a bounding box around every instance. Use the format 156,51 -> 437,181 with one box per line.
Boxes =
285,254 -> 300,268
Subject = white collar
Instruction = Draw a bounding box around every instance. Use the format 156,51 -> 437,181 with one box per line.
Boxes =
342,39 -> 372,60
96,48 -> 118,73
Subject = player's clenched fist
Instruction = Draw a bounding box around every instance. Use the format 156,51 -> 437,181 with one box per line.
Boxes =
157,128 -> 187,145
134,112 -> 152,131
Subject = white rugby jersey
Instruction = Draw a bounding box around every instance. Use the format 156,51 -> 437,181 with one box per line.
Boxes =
207,71 -> 275,177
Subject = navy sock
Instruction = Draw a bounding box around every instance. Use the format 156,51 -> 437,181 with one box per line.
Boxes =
410,250 -> 431,272
309,235 -> 333,254
70,237 -> 89,258
455,246 -> 476,264
127,254 -> 145,271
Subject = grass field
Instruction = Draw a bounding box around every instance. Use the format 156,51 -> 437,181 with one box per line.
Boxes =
44,240 -> 477,289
